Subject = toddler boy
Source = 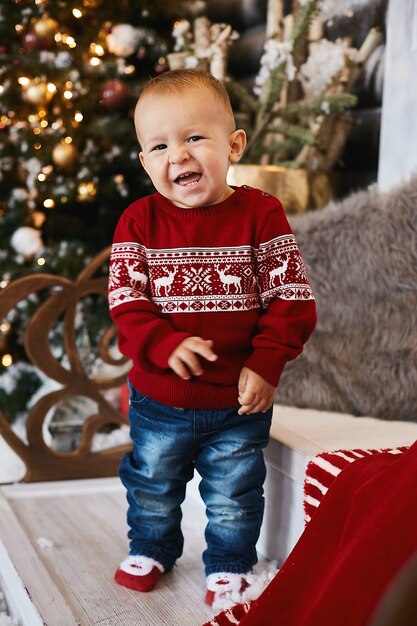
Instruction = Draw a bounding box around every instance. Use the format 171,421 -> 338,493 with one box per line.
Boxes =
108,69 -> 316,609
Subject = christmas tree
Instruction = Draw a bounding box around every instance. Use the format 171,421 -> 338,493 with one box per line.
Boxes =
0,0 -> 187,421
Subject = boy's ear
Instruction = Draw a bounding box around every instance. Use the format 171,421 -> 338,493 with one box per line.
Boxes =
229,129 -> 247,164
138,151 -> 147,172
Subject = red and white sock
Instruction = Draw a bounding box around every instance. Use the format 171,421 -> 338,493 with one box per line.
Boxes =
205,563 -> 279,610
114,555 -> 164,592
205,572 -> 250,610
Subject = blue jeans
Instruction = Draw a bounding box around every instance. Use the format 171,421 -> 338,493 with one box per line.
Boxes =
119,382 -> 273,576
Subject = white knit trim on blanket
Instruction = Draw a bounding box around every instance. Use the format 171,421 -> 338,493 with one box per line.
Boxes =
303,446 -> 409,524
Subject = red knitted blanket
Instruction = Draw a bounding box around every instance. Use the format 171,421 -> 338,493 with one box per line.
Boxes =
204,440 -> 417,626
303,445 -> 408,523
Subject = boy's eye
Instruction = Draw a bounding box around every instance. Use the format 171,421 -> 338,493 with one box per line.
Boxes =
187,136 -> 202,143
152,144 -> 167,151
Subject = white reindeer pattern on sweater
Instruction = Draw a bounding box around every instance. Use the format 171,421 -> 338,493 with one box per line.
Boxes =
108,235 -> 313,314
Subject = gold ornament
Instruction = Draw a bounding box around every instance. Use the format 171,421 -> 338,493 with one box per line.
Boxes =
32,211 -> 47,228
23,80 -> 51,106
52,141 -> 78,169
83,0 -> 102,7
33,15 -> 59,41
77,181 -> 97,202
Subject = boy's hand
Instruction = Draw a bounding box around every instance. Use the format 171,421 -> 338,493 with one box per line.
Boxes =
168,337 -> 218,380
238,367 -> 275,415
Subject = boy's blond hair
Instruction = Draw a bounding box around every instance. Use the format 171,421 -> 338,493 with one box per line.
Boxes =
136,69 -> 235,129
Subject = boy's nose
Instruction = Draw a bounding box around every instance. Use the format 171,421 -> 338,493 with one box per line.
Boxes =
168,145 -> 190,164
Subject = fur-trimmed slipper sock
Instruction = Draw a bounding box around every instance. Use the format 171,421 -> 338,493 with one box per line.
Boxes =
114,555 -> 165,592
205,563 -> 279,610
205,572 -> 250,610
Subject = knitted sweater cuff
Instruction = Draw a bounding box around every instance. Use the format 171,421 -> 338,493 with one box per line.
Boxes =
147,332 -> 191,369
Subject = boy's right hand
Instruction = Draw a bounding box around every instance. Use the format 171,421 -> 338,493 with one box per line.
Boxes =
168,337 -> 218,380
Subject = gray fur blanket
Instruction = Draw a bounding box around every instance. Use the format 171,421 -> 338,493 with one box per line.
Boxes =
277,177 -> 417,422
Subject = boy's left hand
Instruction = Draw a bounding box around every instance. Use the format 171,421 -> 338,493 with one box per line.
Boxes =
238,367 -> 275,415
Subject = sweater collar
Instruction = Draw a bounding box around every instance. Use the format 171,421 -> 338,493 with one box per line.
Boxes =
155,186 -> 245,218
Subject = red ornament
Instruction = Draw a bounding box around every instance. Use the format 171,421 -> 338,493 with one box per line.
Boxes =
154,61 -> 169,74
136,46 -> 147,60
22,29 -> 45,52
99,80 -> 129,110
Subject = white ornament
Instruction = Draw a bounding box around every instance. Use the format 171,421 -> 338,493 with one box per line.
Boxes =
11,227 -> 44,259
10,188 -> 29,204
107,24 -> 140,58
55,51 -> 72,68
25,157 -> 42,194
39,51 -> 55,65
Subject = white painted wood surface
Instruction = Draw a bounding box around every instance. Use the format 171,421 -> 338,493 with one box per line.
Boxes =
0,489 -> 77,624
270,405 -> 417,455
0,477 -> 214,626
0,427 -> 26,484
0,541 -> 45,626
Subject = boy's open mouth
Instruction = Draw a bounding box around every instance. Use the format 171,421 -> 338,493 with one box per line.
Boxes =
175,172 -> 202,186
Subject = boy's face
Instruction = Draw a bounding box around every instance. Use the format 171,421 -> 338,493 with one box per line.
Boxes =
135,87 -> 246,208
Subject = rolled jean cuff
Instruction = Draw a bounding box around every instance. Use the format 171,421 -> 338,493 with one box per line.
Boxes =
205,562 -> 254,576
129,545 -> 175,572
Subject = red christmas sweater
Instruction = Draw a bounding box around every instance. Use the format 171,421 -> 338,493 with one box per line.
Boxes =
108,185 -> 316,409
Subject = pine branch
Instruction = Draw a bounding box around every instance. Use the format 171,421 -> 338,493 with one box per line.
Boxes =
262,138 -> 302,155
244,112 -> 274,160
258,63 -> 287,120
292,0 -> 323,56
225,78 -> 259,113
254,1 -> 323,139
268,123 -> 315,145
243,134 -> 270,163
274,93 -> 358,119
